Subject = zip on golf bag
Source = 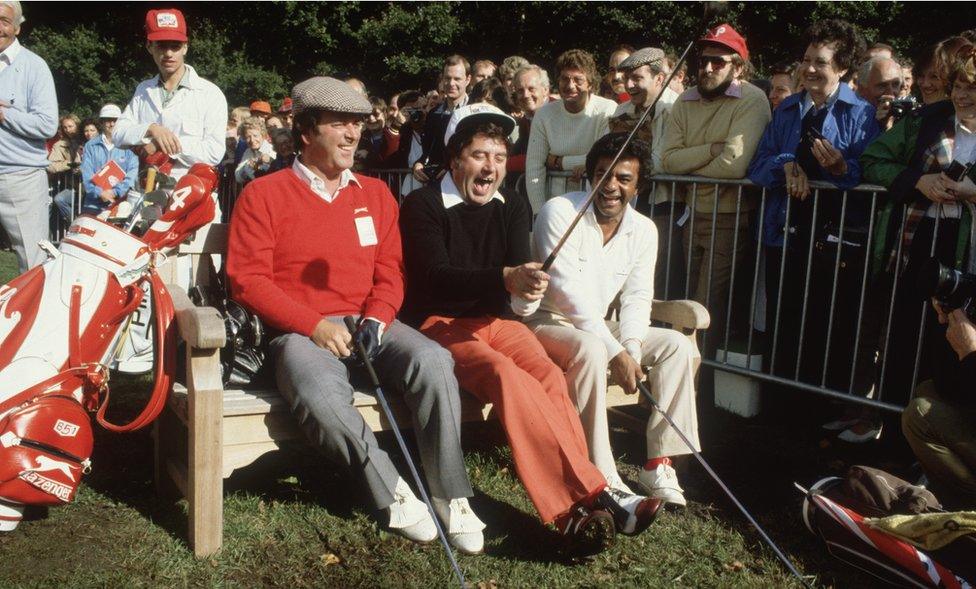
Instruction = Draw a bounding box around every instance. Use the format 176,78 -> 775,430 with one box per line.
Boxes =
799,465 -> 974,587
0,165 -> 217,531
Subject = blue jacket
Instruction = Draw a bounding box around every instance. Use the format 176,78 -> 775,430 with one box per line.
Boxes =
747,85 -> 879,247
80,134 -> 140,213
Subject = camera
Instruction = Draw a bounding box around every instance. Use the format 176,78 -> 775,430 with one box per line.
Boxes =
888,96 -> 919,120
919,258 -> 976,318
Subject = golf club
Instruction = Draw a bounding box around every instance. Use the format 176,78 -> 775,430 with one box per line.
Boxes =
635,379 -> 812,588
342,316 -> 466,588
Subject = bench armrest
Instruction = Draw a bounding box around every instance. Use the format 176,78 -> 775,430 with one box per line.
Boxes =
651,299 -> 710,332
167,284 -> 226,350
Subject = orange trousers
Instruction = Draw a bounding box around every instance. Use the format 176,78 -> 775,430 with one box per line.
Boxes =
421,315 -> 606,523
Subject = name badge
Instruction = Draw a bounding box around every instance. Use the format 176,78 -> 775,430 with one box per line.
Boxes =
355,216 -> 378,247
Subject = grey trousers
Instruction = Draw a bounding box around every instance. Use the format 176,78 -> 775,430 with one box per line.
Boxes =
270,316 -> 472,509
0,168 -> 50,272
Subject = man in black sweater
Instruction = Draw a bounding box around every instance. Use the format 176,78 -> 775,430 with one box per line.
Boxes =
399,104 -> 660,557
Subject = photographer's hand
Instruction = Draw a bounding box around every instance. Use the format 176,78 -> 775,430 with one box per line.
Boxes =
946,309 -> 976,360
412,161 -> 430,183
942,174 -> 976,202
812,138 -> 847,176
917,173 -> 954,203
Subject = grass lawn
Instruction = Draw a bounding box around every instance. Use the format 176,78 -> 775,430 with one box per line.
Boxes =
0,250 -> 898,588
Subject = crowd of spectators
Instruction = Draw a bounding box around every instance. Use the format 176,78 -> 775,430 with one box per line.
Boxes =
7,0 -> 976,510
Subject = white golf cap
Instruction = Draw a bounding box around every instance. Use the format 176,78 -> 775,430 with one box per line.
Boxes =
443,103 -> 517,145
99,104 -> 122,119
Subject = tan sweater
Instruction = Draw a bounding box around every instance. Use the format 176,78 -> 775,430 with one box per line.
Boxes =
660,81 -> 770,213
525,94 -> 616,213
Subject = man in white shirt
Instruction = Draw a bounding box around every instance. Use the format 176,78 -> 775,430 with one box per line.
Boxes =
526,133 -> 700,507
525,49 -> 617,214
113,8 -> 227,181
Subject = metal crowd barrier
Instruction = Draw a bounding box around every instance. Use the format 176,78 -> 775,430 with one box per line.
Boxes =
46,165 -> 939,414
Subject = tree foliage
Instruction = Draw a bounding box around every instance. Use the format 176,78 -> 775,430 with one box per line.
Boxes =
20,1 -> 975,117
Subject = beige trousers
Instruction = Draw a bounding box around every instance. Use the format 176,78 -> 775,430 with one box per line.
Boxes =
527,313 -> 700,479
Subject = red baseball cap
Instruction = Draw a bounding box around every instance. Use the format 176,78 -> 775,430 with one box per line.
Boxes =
146,9 -> 188,43
699,23 -> 749,61
278,97 -> 293,113
250,101 -> 273,115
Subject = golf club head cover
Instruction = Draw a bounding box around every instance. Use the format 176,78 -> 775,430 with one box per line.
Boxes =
353,318 -> 383,362
186,163 -> 219,195
141,173 -> 216,253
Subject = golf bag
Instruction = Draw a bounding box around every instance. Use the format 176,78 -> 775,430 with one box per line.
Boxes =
800,466 -> 974,588
0,166 -> 217,531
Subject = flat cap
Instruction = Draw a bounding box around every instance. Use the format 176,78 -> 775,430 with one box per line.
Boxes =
291,76 -> 372,116
618,47 -> 666,71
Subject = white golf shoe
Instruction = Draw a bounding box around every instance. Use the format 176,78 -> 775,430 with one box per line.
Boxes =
386,478 -> 437,543
638,463 -> 688,507
433,497 -> 486,555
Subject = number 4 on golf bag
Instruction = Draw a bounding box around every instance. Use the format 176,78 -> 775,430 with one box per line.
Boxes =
0,164 -> 218,531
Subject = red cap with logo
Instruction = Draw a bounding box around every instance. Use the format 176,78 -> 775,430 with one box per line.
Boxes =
278,97 -> 293,113
145,9 -> 188,43
699,23 -> 748,61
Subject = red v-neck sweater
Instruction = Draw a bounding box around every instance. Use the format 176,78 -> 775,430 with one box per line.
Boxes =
226,168 -> 404,336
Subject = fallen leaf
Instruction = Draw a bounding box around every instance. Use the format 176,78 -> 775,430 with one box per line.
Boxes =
320,552 -> 342,566
723,560 -> 745,572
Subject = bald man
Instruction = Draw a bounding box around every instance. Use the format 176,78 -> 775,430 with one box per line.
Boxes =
857,57 -> 904,130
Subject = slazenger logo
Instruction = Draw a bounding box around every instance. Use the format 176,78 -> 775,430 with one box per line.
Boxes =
19,471 -> 72,502
156,13 -> 178,28
33,456 -> 76,482
169,186 -> 192,210
54,419 -> 80,438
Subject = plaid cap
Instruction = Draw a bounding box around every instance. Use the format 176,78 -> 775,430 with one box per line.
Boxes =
618,47 -> 666,71
291,77 -> 372,116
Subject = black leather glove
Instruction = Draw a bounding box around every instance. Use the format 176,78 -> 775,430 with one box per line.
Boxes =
353,318 -> 383,362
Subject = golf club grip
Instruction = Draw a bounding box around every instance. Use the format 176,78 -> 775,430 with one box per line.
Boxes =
343,316 -> 381,386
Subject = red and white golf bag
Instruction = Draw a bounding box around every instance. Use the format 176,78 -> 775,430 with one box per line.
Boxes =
0,165 -> 217,531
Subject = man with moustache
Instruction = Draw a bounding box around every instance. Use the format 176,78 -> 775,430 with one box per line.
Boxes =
227,77 -> 486,554
526,133 -> 700,506
0,0 -> 57,272
661,23 -> 770,348
113,8 -> 227,181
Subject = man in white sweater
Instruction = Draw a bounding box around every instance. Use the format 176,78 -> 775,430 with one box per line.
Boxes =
526,133 -> 700,507
525,49 -> 616,214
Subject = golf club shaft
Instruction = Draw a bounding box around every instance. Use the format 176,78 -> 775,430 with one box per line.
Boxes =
541,39 -> 694,273
343,317 -> 466,588
635,380 -> 811,588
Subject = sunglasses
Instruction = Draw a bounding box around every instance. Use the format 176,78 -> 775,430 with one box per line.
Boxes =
699,55 -> 734,69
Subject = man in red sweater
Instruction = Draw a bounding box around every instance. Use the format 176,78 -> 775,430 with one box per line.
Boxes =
226,77 -> 485,554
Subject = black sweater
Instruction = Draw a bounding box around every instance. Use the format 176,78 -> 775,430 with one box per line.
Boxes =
398,184 -> 532,326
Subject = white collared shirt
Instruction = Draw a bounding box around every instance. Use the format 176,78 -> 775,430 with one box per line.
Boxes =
954,116 -> 976,164
291,157 -> 360,203
439,172 -> 504,209
0,38 -> 21,73
800,84 -> 842,119
532,191 -> 658,359
113,63 -> 228,179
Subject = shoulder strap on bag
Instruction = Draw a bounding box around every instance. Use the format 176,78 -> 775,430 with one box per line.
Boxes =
95,270 -> 174,432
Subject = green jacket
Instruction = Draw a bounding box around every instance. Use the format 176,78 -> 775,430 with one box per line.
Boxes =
860,101 -> 974,275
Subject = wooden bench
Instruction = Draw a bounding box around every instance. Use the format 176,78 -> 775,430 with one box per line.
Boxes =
154,223 -> 710,557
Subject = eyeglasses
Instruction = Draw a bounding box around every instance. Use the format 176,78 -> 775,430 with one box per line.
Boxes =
699,55 -> 733,69
559,75 -> 589,87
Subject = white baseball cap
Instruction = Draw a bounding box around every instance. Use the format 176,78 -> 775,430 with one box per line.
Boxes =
99,104 -> 122,119
443,103 -> 517,145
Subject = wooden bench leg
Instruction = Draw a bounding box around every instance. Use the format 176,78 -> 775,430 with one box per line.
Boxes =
187,346 -> 224,558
